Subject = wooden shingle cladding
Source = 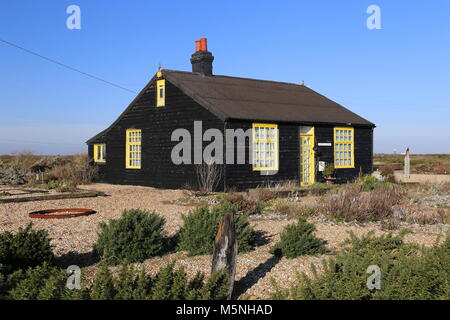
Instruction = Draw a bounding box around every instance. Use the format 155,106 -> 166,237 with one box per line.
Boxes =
88,79 -> 225,189
314,125 -> 374,183
87,70 -> 375,191
224,120 -> 299,190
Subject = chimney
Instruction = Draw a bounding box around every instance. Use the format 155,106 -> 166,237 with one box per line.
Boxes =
190,38 -> 214,76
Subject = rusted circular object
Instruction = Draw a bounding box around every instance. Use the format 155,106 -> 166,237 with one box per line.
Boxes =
29,208 -> 96,219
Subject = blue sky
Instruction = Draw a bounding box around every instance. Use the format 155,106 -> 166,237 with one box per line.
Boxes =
0,0 -> 449,155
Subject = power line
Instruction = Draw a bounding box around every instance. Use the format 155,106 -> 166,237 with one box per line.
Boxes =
0,38 -> 138,94
0,139 -> 81,146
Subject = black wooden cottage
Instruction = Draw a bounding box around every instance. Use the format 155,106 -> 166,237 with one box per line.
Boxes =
87,38 -> 375,191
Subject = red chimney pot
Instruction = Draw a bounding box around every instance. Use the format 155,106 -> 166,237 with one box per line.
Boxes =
200,38 -> 208,51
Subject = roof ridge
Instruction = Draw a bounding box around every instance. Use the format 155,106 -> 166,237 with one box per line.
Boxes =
162,69 -> 303,87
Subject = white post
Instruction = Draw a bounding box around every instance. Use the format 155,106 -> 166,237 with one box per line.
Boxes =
404,148 -> 410,179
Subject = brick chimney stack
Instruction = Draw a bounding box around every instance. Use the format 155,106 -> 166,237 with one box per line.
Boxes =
190,38 -> 214,76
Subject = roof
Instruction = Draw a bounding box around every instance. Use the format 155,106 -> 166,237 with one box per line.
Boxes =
164,70 -> 374,126
87,70 -> 374,144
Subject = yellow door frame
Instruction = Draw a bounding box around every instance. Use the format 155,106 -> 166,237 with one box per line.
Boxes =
300,127 -> 315,186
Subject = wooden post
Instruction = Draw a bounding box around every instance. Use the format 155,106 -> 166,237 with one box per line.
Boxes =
211,212 -> 237,300
404,147 -> 410,179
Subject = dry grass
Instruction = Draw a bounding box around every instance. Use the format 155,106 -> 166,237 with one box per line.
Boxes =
270,199 -> 322,218
248,187 -> 278,202
323,183 -> 406,223
407,207 -> 449,225
1,152 -> 98,190
45,154 -> 98,187
223,192 -> 263,214
267,180 -> 298,191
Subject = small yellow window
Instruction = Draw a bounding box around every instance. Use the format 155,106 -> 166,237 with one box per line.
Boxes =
94,144 -> 106,163
334,127 -> 354,168
126,129 -> 141,169
156,79 -> 165,107
252,123 -> 278,171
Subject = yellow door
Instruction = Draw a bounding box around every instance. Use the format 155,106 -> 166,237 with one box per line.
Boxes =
300,127 -> 315,186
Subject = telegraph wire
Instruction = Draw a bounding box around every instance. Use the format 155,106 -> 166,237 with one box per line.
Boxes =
0,38 -> 138,94
0,139 -> 81,146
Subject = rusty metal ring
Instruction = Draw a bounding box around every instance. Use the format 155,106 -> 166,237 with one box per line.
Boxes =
29,208 -> 96,219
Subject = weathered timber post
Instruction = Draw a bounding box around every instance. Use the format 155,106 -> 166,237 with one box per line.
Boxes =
404,147 -> 410,179
211,211 -> 237,300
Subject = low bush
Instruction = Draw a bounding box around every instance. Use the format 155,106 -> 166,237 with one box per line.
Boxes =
270,219 -> 327,258
91,262 -> 229,300
6,263 -> 68,300
1,261 -> 229,300
270,199 -> 322,218
46,154 -> 98,188
93,209 -> 168,265
380,168 -> 396,183
248,187 -> 278,202
0,223 -> 54,274
323,183 -> 406,223
272,232 -> 450,300
223,192 -> 266,215
356,175 -> 380,191
176,202 -> 256,256
43,179 -> 75,192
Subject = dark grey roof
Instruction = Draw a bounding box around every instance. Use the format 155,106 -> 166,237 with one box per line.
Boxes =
164,70 -> 374,126
87,70 -> 374,144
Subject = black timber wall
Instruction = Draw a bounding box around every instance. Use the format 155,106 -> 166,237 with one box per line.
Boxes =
88,79 -> 374,190
224,122 -> 373,190
224,120 -> 300,190
314,125 -> 374,183
89,79 -> 224,189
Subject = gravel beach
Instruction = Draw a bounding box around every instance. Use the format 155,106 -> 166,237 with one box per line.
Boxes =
0,183 -> 446,299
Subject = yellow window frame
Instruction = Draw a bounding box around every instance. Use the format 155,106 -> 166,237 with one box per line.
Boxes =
334,127 -> 354,168
156,79 -> 165,107
126,129 -> 142,169
94,144 -> 106,163
300,127 -> 315,186
252,123 -> 278,171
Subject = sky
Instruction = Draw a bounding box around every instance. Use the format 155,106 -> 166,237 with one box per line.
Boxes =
0,0 -> 449,155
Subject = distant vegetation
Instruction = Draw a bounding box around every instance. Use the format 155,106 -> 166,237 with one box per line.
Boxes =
0,152 -> 98,191
374,153 -> 450,175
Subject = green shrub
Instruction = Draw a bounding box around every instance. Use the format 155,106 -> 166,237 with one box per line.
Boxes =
272,232 -> 450,300
5,263 -> 75,300
1,260 -> 230,300
0,223 -> 54,274
93,209 -> 167,265
43,179 -> 74,192
323,163 -> 335,178
269,219 -> 327,258
90,264 -> 117,300
90,262 -> 228,300
199,269 -> 230,300
176,202 -> 256,256
356,175 -> 380,191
